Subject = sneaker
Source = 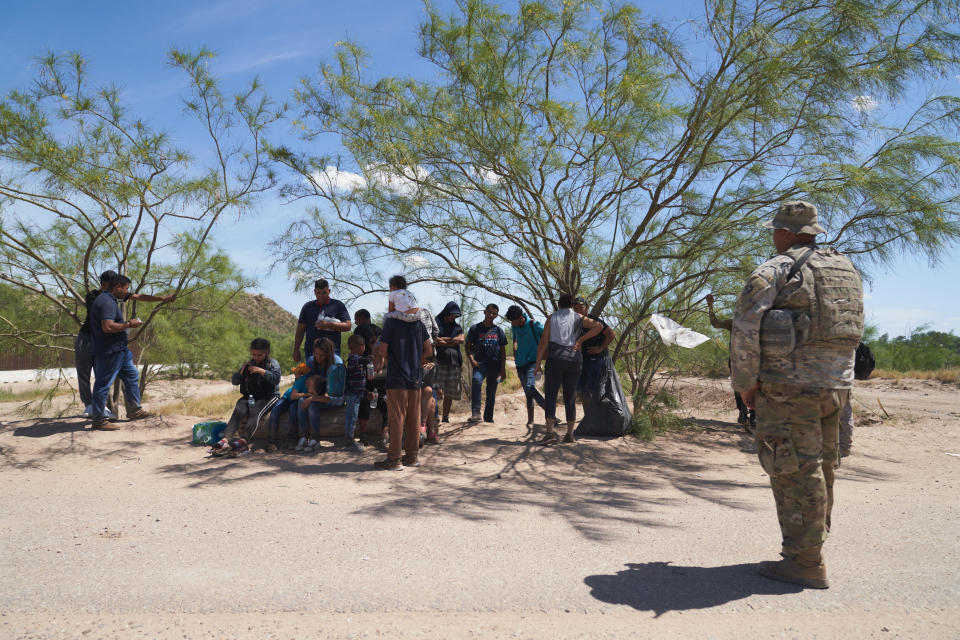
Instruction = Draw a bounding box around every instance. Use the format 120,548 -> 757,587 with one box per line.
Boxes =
105,408 -> 119,421
374,457 -> 403,471
467,414 -> 481,424
81,405 -> 93,418
349,440 -> 365,454
401,453 -> 420,467
295,437 -> 307,452
128,408 -> 152,420
306,439 -> 319,452
425,433 -> 440,445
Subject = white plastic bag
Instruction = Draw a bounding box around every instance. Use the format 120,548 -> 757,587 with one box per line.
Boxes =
648,313 -> 710,348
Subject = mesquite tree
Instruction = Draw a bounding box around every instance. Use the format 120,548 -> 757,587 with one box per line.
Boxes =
271,0 -> 960,399
0,50 -> 279,389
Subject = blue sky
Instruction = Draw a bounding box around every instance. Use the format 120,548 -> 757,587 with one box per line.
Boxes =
2,0 -> 958,337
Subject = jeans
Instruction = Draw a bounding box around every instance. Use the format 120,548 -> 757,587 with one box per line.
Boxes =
515,362 -> 545,410
91,347 -> 141,420
268,397 -> 299,440
305,396 -> 346,439
544,357 -> 581,423
343,393 -> 361,439
471,361 -> 500,421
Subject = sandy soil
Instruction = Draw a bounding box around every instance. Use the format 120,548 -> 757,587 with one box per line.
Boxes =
0,376 -> 957,639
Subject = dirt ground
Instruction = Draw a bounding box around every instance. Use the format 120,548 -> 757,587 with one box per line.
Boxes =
0,376 -> 957,639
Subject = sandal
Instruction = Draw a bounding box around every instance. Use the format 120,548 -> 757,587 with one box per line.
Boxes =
539,431 -> 559,446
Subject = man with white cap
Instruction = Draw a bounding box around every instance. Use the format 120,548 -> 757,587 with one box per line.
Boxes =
731,201 -> 864,589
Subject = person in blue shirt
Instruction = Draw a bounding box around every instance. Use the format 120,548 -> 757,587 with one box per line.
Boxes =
297,337 -> 346,453
466,304 -> 507,423
293,279 -> 352,360
504,305 -> 546,427
266,362 -> 312,452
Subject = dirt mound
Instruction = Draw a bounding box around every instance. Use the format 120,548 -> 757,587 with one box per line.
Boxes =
228,293 -> 297,335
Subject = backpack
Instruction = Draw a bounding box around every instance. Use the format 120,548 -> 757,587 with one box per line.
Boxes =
854,342 -> 875,380
762,246 -> 864,355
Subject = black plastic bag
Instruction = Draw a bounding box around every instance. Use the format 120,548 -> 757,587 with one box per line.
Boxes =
575,354 -> 632,437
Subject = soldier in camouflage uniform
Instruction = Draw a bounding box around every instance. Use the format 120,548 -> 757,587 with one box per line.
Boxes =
731,201 -> 863,589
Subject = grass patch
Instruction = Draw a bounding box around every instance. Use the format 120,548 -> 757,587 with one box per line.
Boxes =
870,368 -> 960,385
154,391 -> 239,420
0,385 -> 73,403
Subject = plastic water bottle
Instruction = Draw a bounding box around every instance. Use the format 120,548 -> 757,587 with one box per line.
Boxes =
369,389 -> 378,409
366,362 -> 374,380
247,394 -> 255,408
534,370 -> 543,382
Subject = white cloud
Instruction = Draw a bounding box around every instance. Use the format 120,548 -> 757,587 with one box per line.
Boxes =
402,255 -> 430,268
852,95 -> 878,114
365,165 -> 430,197
314,166 -> 366,192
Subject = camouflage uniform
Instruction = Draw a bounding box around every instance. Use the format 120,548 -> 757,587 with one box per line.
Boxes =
731,202 -> 863,566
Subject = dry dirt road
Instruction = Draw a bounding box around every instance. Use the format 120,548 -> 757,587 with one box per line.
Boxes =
0,377 -> 957,639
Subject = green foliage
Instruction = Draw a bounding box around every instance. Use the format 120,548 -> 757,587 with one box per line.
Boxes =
869,328 -> 960,371
629,392 -> 690,441
0,50 -> 279,378
270,0 -> 960,403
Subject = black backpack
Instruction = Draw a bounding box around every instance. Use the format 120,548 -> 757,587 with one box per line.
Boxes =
854,342 -> 875,380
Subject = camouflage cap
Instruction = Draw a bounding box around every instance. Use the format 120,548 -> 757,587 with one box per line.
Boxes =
762,201 -> 826,235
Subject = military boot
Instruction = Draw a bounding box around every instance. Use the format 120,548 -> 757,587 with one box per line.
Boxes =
758,546 -> 828,589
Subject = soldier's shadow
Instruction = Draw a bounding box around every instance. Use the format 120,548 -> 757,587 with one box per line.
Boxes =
584,561 -> 801,616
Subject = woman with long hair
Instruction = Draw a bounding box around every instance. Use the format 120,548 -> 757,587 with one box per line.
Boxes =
296,337 -> 346,452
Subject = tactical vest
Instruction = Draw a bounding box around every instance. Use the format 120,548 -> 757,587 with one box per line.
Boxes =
760,246 -> 864,356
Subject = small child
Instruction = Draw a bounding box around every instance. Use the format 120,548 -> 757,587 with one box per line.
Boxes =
342,333 -> 369,453
213,337 -> 281,454
265,362 -> 312,452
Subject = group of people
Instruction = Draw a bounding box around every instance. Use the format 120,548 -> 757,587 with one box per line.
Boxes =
212,276 -> 620,468
74,200 -> 864,593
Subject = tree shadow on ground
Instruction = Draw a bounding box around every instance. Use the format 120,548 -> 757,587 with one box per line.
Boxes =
584,561 -> 802,615
157,450 -> 370,487
8,418 -> 88,437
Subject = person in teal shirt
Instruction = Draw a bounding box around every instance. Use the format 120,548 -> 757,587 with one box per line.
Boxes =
505,305 -> 546,426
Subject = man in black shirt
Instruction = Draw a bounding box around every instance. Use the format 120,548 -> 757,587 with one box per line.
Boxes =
466,304 -> 507,423
293,279 -> 351,360
75,270 -> 173,417
374,290 -> 432,470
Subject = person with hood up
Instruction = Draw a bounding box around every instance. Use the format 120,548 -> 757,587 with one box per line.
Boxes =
504,305 -> 546,426
434,301 -> 465,423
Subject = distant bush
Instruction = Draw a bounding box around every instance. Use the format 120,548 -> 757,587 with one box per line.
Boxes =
868,328 -> 960,372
